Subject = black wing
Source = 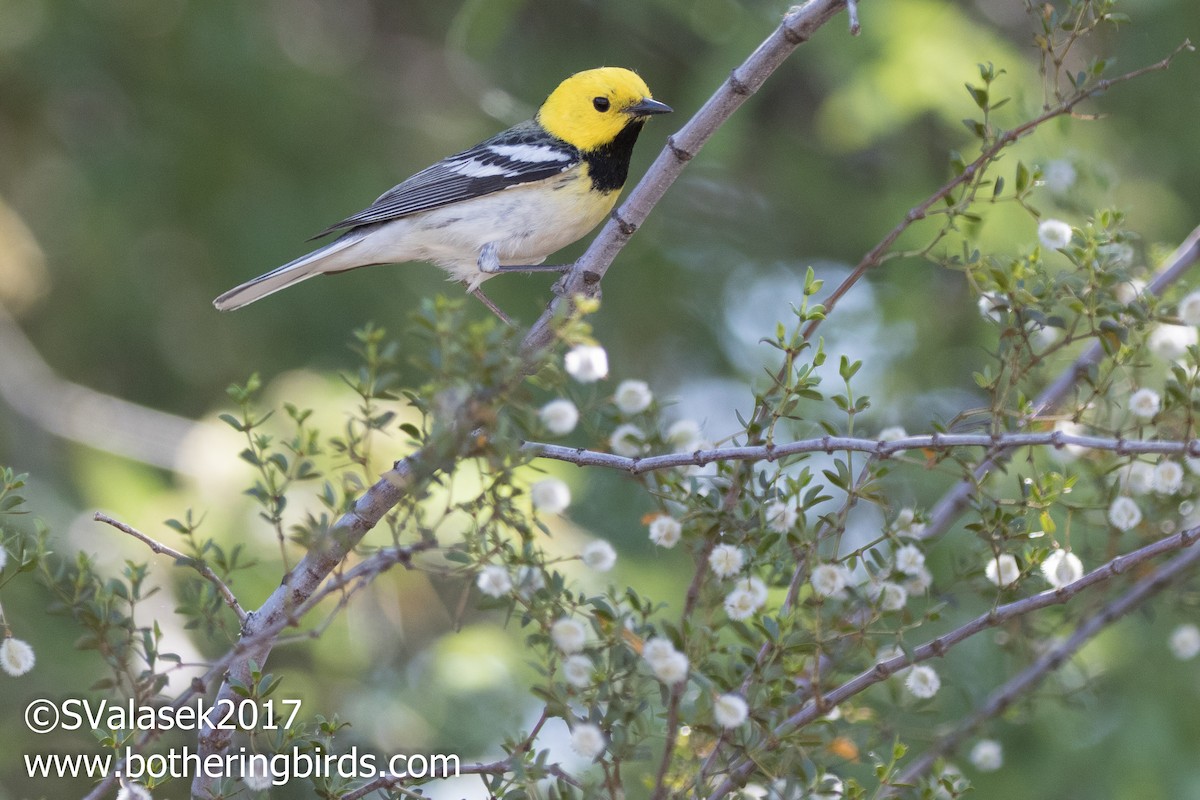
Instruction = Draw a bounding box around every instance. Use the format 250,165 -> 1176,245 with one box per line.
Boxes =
312,121 -> 580,239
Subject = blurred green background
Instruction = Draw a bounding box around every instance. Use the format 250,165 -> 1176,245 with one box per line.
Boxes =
1,0 -> 1199,798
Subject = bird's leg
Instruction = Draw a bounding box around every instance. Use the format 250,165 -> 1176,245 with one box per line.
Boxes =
477,242 -> 572,275
467,284 -> 516,327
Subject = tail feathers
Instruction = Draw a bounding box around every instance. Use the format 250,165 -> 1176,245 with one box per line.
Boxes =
212,234 -> 366,311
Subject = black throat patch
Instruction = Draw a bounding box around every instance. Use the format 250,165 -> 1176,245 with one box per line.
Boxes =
582,120 -> 647,194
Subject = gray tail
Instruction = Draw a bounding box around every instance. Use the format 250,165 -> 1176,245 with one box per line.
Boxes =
213,234 -> 364,311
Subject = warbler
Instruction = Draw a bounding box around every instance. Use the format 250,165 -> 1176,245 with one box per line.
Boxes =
212,67 -> 671,318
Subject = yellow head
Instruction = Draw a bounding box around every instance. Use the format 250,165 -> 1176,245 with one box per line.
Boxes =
536,67 -> 671,152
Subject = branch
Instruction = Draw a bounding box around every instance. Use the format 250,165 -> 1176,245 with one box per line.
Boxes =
0,302 -> 207,474
801,40 -> 1194,343
525,430 -> 1200,474
886,534 -> 1200,794
924,222 -> 1200,540
93,512 -> 248,624
520,0 -> 851,357
703,521 -> 1200,798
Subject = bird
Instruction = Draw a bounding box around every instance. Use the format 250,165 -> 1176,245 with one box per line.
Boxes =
212,67 -> 671,320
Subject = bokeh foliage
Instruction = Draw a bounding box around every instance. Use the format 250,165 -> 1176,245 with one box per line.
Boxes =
1,1 -> 1199,798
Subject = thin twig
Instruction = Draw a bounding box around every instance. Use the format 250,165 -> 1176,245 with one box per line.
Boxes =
93,512 -> 248,623
704,521 -> 1200,798
801,40 -> 1194,344
923,222 -> 1200,540
884,536 -> 1200,794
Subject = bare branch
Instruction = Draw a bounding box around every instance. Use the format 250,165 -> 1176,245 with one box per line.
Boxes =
520,0 -> 852,357
886,534 -> 1200,794
93,512 -> 248,624
924,222 -> 1200,540
704,522 -> 1200,799
526,430 -> 1200,475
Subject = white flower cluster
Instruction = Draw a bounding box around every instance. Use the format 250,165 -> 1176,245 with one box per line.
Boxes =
0,636 -> 35,677
564,345 -> 608,383
1041,549 -> 1084,590
570,722 -> 606,760
648,515 -> 682,548
642,636 -> 689,686
581,540 -> 617,572
713,693 -> 749,728
531,478 -> 571,514
475,565 -> 512,598
724,576 -> 769,620
1038,218 -> 1073,250
1169,623 -> 1200,661
551,617 -> 589,654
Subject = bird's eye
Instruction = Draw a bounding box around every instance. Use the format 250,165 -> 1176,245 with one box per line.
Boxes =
592,96 -> 611,112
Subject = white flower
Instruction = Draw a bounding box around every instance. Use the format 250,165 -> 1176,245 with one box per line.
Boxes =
984,554 -> 1020,587
1128,387 -> 1161,420
562,654 -> 594,687
724,588 -> 759,620
539,399 -> 579,436
764,500 -> 798,533
1038,218 -> 1073,250
666,419 -> 704,452
1179,291 -> 1200,326
874,581 -> 908,612
1168,623 -> 1200,661
531,478 -> 571,514
564,345 -> 608,383
905,566 -> 934,595
710,544 -> 746,578
243,758 -> 273,791
878,426 -> 907,442
1043,159 -> 1076,194
1113,460 -> 1155,495
1041,549 -> 1084,589
642,636 -> 678,666
736,576 -> 769,608
475,565 -> 512,598
610,423 -> 645,457
116,785 -> 153,800
0,637 -> 35,677
0,544 -> 7,572
894,508 -> 926,537
978,293 -> 1005,323
1108,496 -> 1143,531
614,380 -> 653,414
969,739 -> 1003,772
1115,278 -> 1147,305
894,543 -> 926,576
651,650 -> 690,686
570,722 -> 606,760
810,563 -> 850,598
1050,420 -> 1087,462
648,515 -> 683,548
551,617 -> 588,654
1154,461 -> 1185,495
714,693 -> 749,728
1189,456 -> 1200,477
904,664 -> 941,699
581,540 -> 617,572
1148,324 -> 1198,361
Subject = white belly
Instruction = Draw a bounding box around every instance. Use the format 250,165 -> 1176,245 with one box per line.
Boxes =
346,171 -> 618,289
